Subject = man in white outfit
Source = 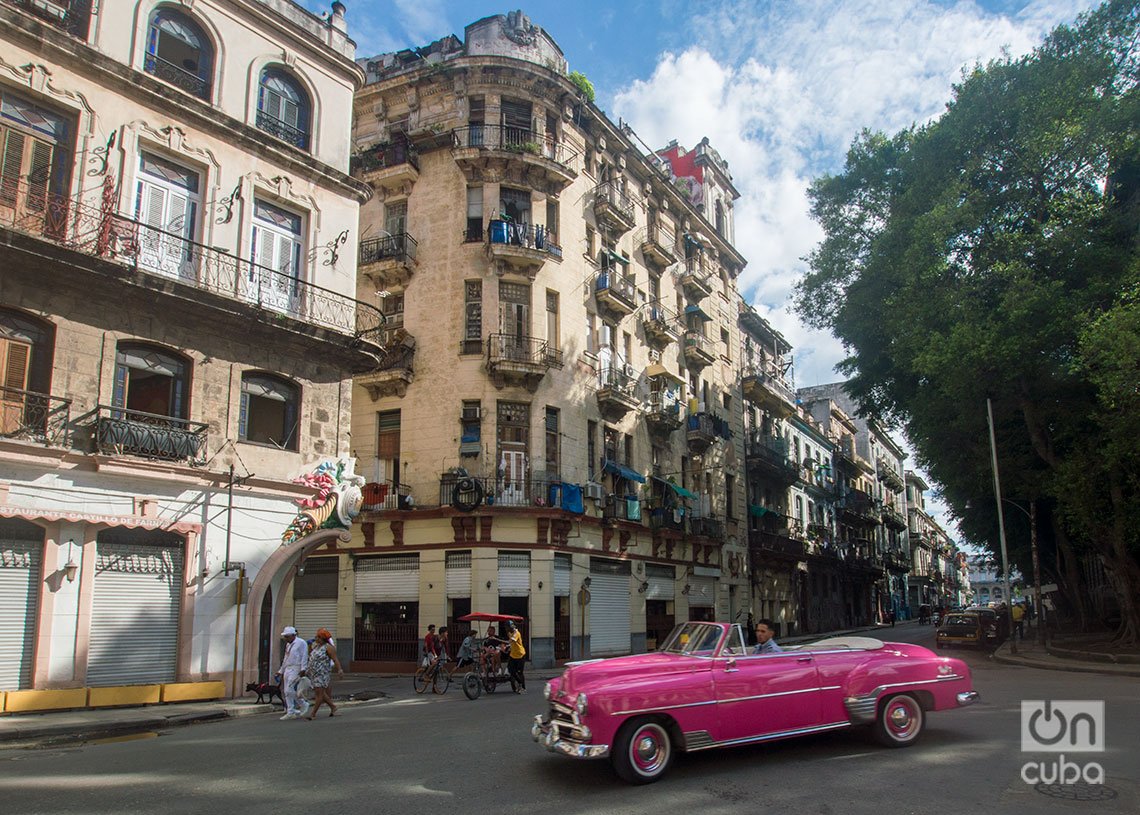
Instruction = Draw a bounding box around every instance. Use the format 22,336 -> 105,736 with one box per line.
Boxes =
277,626 -> 310,719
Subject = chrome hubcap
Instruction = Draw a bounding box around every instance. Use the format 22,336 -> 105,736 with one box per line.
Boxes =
630,724 -> 669,775
886,698 -> 920,740
890,707 -> 910,727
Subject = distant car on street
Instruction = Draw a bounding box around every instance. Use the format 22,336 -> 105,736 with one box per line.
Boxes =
936,612 -> 987,649
967,606 -> 1008,643
532,621 -> 979,784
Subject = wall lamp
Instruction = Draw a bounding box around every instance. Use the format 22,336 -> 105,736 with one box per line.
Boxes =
681,583 -> 691,596
64,539 -> 78,583
486,580 -> 493,589
638,580 -> 649,594
582,576 -> 592,588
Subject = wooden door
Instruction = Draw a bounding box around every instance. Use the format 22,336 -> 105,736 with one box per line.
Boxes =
0,338 -> 31,434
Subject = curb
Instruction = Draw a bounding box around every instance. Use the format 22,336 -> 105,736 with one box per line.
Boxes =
1045,643 -> 1140,665
991,643 -> 1140,677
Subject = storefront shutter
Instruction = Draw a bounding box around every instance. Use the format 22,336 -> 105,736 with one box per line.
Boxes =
645,564 -> 675,600
292,598 -> 338,640
688,575 -> 716,607
553,554 -> 571,596
589,558 -> 631,655
445,550 -> 471,598
497,551 -> 530,597
354,553 -> 419,602
0,532 -> 41,690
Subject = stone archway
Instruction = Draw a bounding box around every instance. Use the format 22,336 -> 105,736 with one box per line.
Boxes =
240,527 -> 351,686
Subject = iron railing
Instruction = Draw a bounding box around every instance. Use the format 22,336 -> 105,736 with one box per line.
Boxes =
595,271 -> 636,307
255,111 -> 309,150
741,362 -> 796,404
451,125 -> 577,168
360,232 -> 417,266
635,223 -> 676,256
375,338 -> 415,373
486,219 -> 561,256
597,365 -> 637,396
838,488 -> 879,522
882,504 -> 908,530
4,0 -> 91,39
361,480 -> 412,511
353,621 -> 419,662
0,386 -> 71,447
642,305 -> 681,338
684,330 -> 715,358
351,137 -> 419,175
877,457 -> 905,491
604,496 -> 642,522
645,391 -> 683,421
0,178 -> 383,346
690,516 -> 724,540
143,53 -> 211,99
749,530 -> 807,559
486,333 -> 563,369
687,412 -> 717,440
88,405 -> 208,464
744,434 -> 799,482
438,473 -> 569,509
593,181 -> 635,224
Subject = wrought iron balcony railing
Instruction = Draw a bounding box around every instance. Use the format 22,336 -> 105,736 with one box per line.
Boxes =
359,232 -> 418,266
486,220 -> 561,256
361,480 -> 413,511
451,125 -> 577,168
486,333 -> 563,369
89,405 -> 208,464
0,177 -> 383,347
256,111 -> 309,150
143,53 -> 211,99
350,137 -> 419,175
690,515 -> 724,540
438,473 -> 570,509
4,0 -> 91,39
0,385 -> 71,447
741,362 -> 796,404
597,365 -> 637,396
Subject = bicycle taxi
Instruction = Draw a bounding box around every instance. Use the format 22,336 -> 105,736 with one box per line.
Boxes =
457,611 -> 525,700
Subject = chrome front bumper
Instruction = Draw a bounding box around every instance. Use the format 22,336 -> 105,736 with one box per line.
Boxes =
957,690 -> 980,706
532,714 -> 610,759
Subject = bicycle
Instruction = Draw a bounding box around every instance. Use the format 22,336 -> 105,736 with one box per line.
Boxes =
413,655 -> 455,695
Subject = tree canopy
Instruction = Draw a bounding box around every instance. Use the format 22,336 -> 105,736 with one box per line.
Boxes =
795,0 -> 1140,642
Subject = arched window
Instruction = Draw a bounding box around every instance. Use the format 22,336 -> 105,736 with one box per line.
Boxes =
113,343 -> 190,419
145,8 -> 214,100
239,372 -> 299,450
1,308 -> 56,439
257,69 -> 311,150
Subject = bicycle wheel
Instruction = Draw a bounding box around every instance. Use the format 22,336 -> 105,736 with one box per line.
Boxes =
433,664 -> 451,695
413,665 -> 430,694
462,672 -> 481,700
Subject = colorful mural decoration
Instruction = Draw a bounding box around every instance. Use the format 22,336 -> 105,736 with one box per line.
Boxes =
281,457 -> 366,545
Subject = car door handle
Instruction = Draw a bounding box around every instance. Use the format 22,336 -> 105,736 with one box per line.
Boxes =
797,656 -> 813,663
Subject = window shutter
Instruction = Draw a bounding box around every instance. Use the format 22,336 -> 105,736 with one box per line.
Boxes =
25,140 -> 54,213
0,129 -> 27,208
238,391 -> 249,439
282,98 -> 300,130
283,394 -> 298,450
167,191 -> 191,236
264,88 -> 284,122
254,225 -> 276,270
2,339 -> 30,391
112,363 -> 128,409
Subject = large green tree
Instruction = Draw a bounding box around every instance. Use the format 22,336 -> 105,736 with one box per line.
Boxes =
796,0 -> 1140,643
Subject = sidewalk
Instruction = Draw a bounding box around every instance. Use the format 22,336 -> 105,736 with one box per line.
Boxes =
0,621 -> 918,747
992,633 -> 1140,677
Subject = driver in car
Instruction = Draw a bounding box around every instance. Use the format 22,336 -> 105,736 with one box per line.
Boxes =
753,619 -> 782,654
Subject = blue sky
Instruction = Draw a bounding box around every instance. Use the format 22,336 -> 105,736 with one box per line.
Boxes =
302,0 -> 1099,537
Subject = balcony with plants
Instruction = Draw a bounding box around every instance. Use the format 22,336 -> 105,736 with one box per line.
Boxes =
350,135 -> 420,194
451,125 -> 577,190
592,180 -> 636,234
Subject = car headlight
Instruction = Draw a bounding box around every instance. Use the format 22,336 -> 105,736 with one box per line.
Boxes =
575,692 -> 588,716
543,681 -> 552,700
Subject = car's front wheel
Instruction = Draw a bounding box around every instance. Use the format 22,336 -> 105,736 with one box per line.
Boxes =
612,717 -> 673,784
874,693 -> 924,747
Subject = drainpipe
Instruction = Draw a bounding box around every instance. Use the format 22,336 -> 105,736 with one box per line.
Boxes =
231,566 -> 245,698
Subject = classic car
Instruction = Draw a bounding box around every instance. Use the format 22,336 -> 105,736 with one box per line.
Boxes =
936,611 -> 987,649
532,621 -> 978,784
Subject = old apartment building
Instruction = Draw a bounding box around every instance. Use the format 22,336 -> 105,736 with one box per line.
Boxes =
0,0 -> 376,698
273,11 -> 752,669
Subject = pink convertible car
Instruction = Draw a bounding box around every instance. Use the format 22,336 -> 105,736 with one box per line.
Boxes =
532,621 -> 978,783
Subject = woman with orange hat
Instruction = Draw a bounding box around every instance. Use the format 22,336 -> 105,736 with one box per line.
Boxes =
305,628 -> 344,719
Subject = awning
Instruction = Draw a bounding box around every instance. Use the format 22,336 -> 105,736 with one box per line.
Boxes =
654,477 -> 696,499
644,363 -> 684,384
603,460 -> 646,483
606,250 -> 629,265
684,305 -> 713,321
749,504 -> 774,517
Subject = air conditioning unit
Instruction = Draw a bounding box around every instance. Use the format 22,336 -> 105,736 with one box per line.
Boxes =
584,482 -> 605,501
461,405 -> 481,421
623,363 -> 636,378
648,349 -> 661,363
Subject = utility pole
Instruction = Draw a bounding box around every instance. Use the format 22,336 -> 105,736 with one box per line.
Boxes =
986,398 -> 1017,654
1031,500 -> 1044,646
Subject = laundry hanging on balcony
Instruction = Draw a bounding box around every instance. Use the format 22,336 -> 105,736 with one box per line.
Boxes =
684,305 -> 713,321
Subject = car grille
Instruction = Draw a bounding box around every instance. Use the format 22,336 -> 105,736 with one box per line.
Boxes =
548,701 -> 587,743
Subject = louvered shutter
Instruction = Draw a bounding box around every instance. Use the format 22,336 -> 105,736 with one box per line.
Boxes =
24,140 -> 54,214
263,88 -> 284,122
1,339 -> 31,435
0,129 -> 27,209
0,533 -> 41,691
589,559 -> 631,655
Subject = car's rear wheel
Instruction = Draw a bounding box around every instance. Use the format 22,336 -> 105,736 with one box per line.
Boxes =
612,717 -> 673,784
874,693 -> 924,747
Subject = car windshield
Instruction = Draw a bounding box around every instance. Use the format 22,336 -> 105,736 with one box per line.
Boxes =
945,615 -> 978,628
658,623 -> 724,656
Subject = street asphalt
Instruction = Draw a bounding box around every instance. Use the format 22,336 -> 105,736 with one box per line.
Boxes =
0,625 -> 1136,815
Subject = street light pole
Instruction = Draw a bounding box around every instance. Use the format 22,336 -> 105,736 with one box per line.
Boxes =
1030,500 -> 1044,646
986,398 -> 1017,654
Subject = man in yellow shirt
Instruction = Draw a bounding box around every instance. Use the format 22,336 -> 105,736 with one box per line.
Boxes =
1012,603 -> 1025,641
506,621 -> 527,694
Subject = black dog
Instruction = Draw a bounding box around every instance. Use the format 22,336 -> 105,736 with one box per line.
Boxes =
245,681 -> 284,707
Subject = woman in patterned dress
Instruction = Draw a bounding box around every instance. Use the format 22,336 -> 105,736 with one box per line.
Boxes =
304,628 -> 343,719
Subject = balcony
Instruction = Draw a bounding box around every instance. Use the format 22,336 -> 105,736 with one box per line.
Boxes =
361,480 -> 413,512
679,259 -> 713,301
350,137 -> 419,194
877,457 -> 905,493
807,522 -> 833,547
485,220 -> 562,278
603,495 -> 642,523
4,0 -> 92,39
0,178 -> 384,361
594,271 -> 637,317
885,550 -> 911,573
358,335 -> 415,399
359,233 -> 417,289
256,111 -> 309,151
1,386 -> 71,447
641,305 -> 680,348
838,488 -> 879,525
683,331 -> 716,369
592,181 -> 636,234
741,363 -> 796,418
749,529 -> 807,561
485,333 -> 563,392
690,515 -> 724,541
882,503 -> 908,531
451,125 -> 577,190
636,223 -> 676,268
89,406 -> 208,465
438,473 -> 571,510
143,53 -> 210,100
744,434 -> 799,485
596,366 -> 640,419
644,391 -> 684,434
686,412 -> 719,453
648,507 -> 686,533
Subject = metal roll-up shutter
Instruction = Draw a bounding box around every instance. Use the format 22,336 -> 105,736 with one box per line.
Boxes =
293,598 -> 339,639
498,551 -> 530,597
354,553 -> 419,602
553,554 -> 571,596
445,551 -> 471,598
88,535 -> 183,686
688,575 -> 715,607
589,558 -> 631,655
0,530 -> 42,691
645,564 -> 675,600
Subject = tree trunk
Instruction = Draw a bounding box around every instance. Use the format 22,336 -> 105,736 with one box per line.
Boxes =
1104,470 -> 1140,646
1052,521 -> 1091,632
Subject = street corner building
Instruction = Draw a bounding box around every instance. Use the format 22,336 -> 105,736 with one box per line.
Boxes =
0,0 -> 374,704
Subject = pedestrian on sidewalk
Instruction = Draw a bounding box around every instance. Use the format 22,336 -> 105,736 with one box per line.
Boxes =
277,626 -> 310,720
506,621 -> 526,693
1012,603 -> 1026,641
753,619 -> 782,654
305,628 -> 344,720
